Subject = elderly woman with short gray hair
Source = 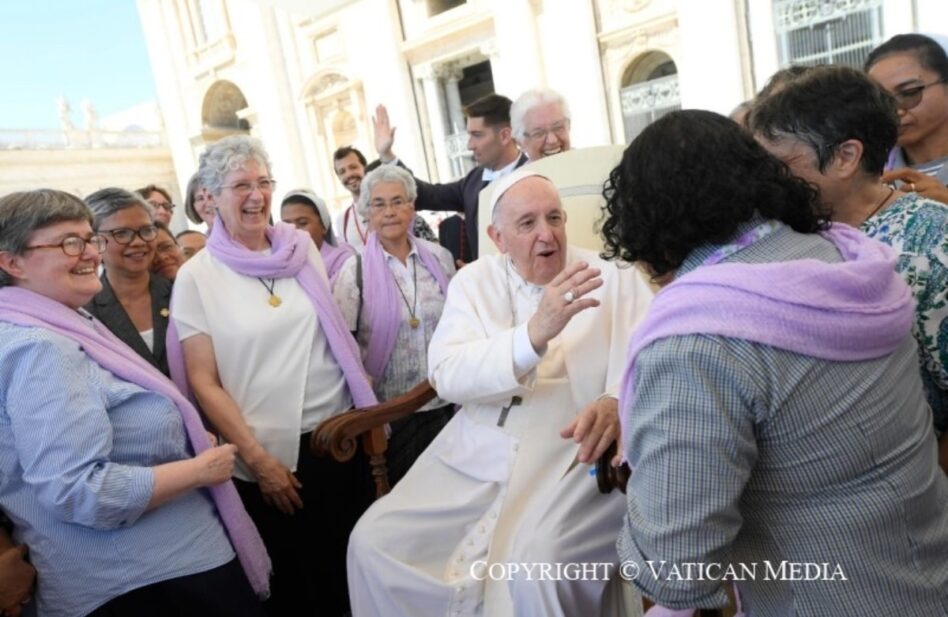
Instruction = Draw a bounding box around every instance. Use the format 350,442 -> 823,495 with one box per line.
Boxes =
169,134 -> 378,616
84,187 -> 173,377
332,165 -> 456,486
0,189 -> 268,616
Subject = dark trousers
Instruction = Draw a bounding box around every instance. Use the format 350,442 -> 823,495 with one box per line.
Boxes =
87,558 -> 264,617
386,404 -> 455,487
235,432 -> 375,617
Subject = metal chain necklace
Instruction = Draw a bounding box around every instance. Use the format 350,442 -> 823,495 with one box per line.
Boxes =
392,261 -> 420,328
257,277 -> 282,308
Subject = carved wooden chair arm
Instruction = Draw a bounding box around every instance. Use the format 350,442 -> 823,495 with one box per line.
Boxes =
310,380 -> 437,463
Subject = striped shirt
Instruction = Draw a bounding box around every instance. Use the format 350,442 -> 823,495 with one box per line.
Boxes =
0,320 -> 234,616
618,221 -> 948,615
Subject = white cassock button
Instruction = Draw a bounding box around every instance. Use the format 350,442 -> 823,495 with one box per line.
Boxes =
489,511 -> 497,519
478,525 -> 486,533
512,443 -> 519,452
456,586 -> 464,593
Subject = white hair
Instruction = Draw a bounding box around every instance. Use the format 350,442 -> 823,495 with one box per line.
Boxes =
510,88 -> 571,141
356,165 -> 418,218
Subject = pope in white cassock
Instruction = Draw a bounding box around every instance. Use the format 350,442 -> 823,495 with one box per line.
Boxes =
347,170 -> 653,617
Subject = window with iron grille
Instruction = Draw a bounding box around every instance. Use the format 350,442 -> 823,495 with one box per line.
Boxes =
773,0 -> 884,68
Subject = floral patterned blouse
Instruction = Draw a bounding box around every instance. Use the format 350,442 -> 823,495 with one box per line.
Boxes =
862,192 -> 948,435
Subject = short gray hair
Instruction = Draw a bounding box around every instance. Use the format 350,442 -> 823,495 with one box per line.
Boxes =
356,165 -> 417,218
511,88 -> 571,141
0,189 -> 92,287
198,135 -> 273,196
85,187 -> 154,230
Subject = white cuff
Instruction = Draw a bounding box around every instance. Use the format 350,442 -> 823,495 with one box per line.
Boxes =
513,323 -> 545,379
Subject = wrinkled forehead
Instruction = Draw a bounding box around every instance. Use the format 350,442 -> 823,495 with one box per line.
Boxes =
496,177 -> 561,218
524,101 -> 566,125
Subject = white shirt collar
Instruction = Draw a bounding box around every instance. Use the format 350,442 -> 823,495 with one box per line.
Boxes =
482,154 -> 522,183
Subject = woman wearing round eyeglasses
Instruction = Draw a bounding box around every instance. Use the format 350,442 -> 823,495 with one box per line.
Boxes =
0,189 -> 269,617
332,166 -> 456,486
866,33 -> 948,205
136,184 -> 176,226
83,187 -> 173,377
170,135 -> 378,616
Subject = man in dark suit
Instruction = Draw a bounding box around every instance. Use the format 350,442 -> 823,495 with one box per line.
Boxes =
374,95 -> 527,259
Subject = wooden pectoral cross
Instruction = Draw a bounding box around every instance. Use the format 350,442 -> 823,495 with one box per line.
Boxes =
497,396 -> 522,427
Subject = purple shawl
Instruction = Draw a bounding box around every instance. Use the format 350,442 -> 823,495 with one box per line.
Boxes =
0,286 -> 272,597
166,219 -> 377,410
321,240 -> 356,286
361,232 -> 450,382
619,224 -> 914,457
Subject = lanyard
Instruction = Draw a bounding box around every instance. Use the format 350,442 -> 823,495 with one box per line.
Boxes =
344,205 -> 367,244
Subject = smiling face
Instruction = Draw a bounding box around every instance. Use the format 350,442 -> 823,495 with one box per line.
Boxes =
1,220 -> 103,309
487,177 -> 567,285
868,52 -> 948,153
151,227 -> 184,280
99,205 -> 157,277
281,202 -> 327,248
145,190 -> 174,226
334,152 -> 365,198
366,181 -> 414,246
520,102 -> 571,160
208,159 -> 272,249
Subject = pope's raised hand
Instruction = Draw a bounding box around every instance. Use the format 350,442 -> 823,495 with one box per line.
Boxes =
527,261 -> 602,351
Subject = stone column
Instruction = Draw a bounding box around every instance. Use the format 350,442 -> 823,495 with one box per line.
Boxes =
489,0 -> 545,95
417,64 -> 454,182
443,64 -> 465,134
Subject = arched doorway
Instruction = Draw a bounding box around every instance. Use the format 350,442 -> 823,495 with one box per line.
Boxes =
201,80 -> 250,141
301,71 -> 368,209
620,51 -> 680,142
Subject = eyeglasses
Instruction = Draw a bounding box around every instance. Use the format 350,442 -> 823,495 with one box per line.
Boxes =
892,78 -> 947,110
368,197 -> 411,213
24,235 -> 107,257
523,120 -> 570,142
148,200 -> 175,213
222,178 -> 277,196
98,225 -> 159,245
156,240 -> 180,255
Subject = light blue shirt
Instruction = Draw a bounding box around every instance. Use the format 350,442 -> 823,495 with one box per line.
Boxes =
0,320 -> 234,617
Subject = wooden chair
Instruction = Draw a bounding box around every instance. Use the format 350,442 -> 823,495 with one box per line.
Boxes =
310,380 -> 436,499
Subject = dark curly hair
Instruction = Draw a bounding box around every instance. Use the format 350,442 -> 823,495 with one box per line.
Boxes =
600,110 -> 828,276
749,65 -> 898,176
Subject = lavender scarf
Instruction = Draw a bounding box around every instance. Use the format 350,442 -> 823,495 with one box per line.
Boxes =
619,223 -> 914,456
0,286 -> 272,597
361,232 -> 450,382
321,240 -> 356,285
166,220 -> 377,410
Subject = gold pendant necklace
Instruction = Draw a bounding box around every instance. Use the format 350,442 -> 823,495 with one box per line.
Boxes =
392,261 -> 420,328
258,277 -> 282,308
